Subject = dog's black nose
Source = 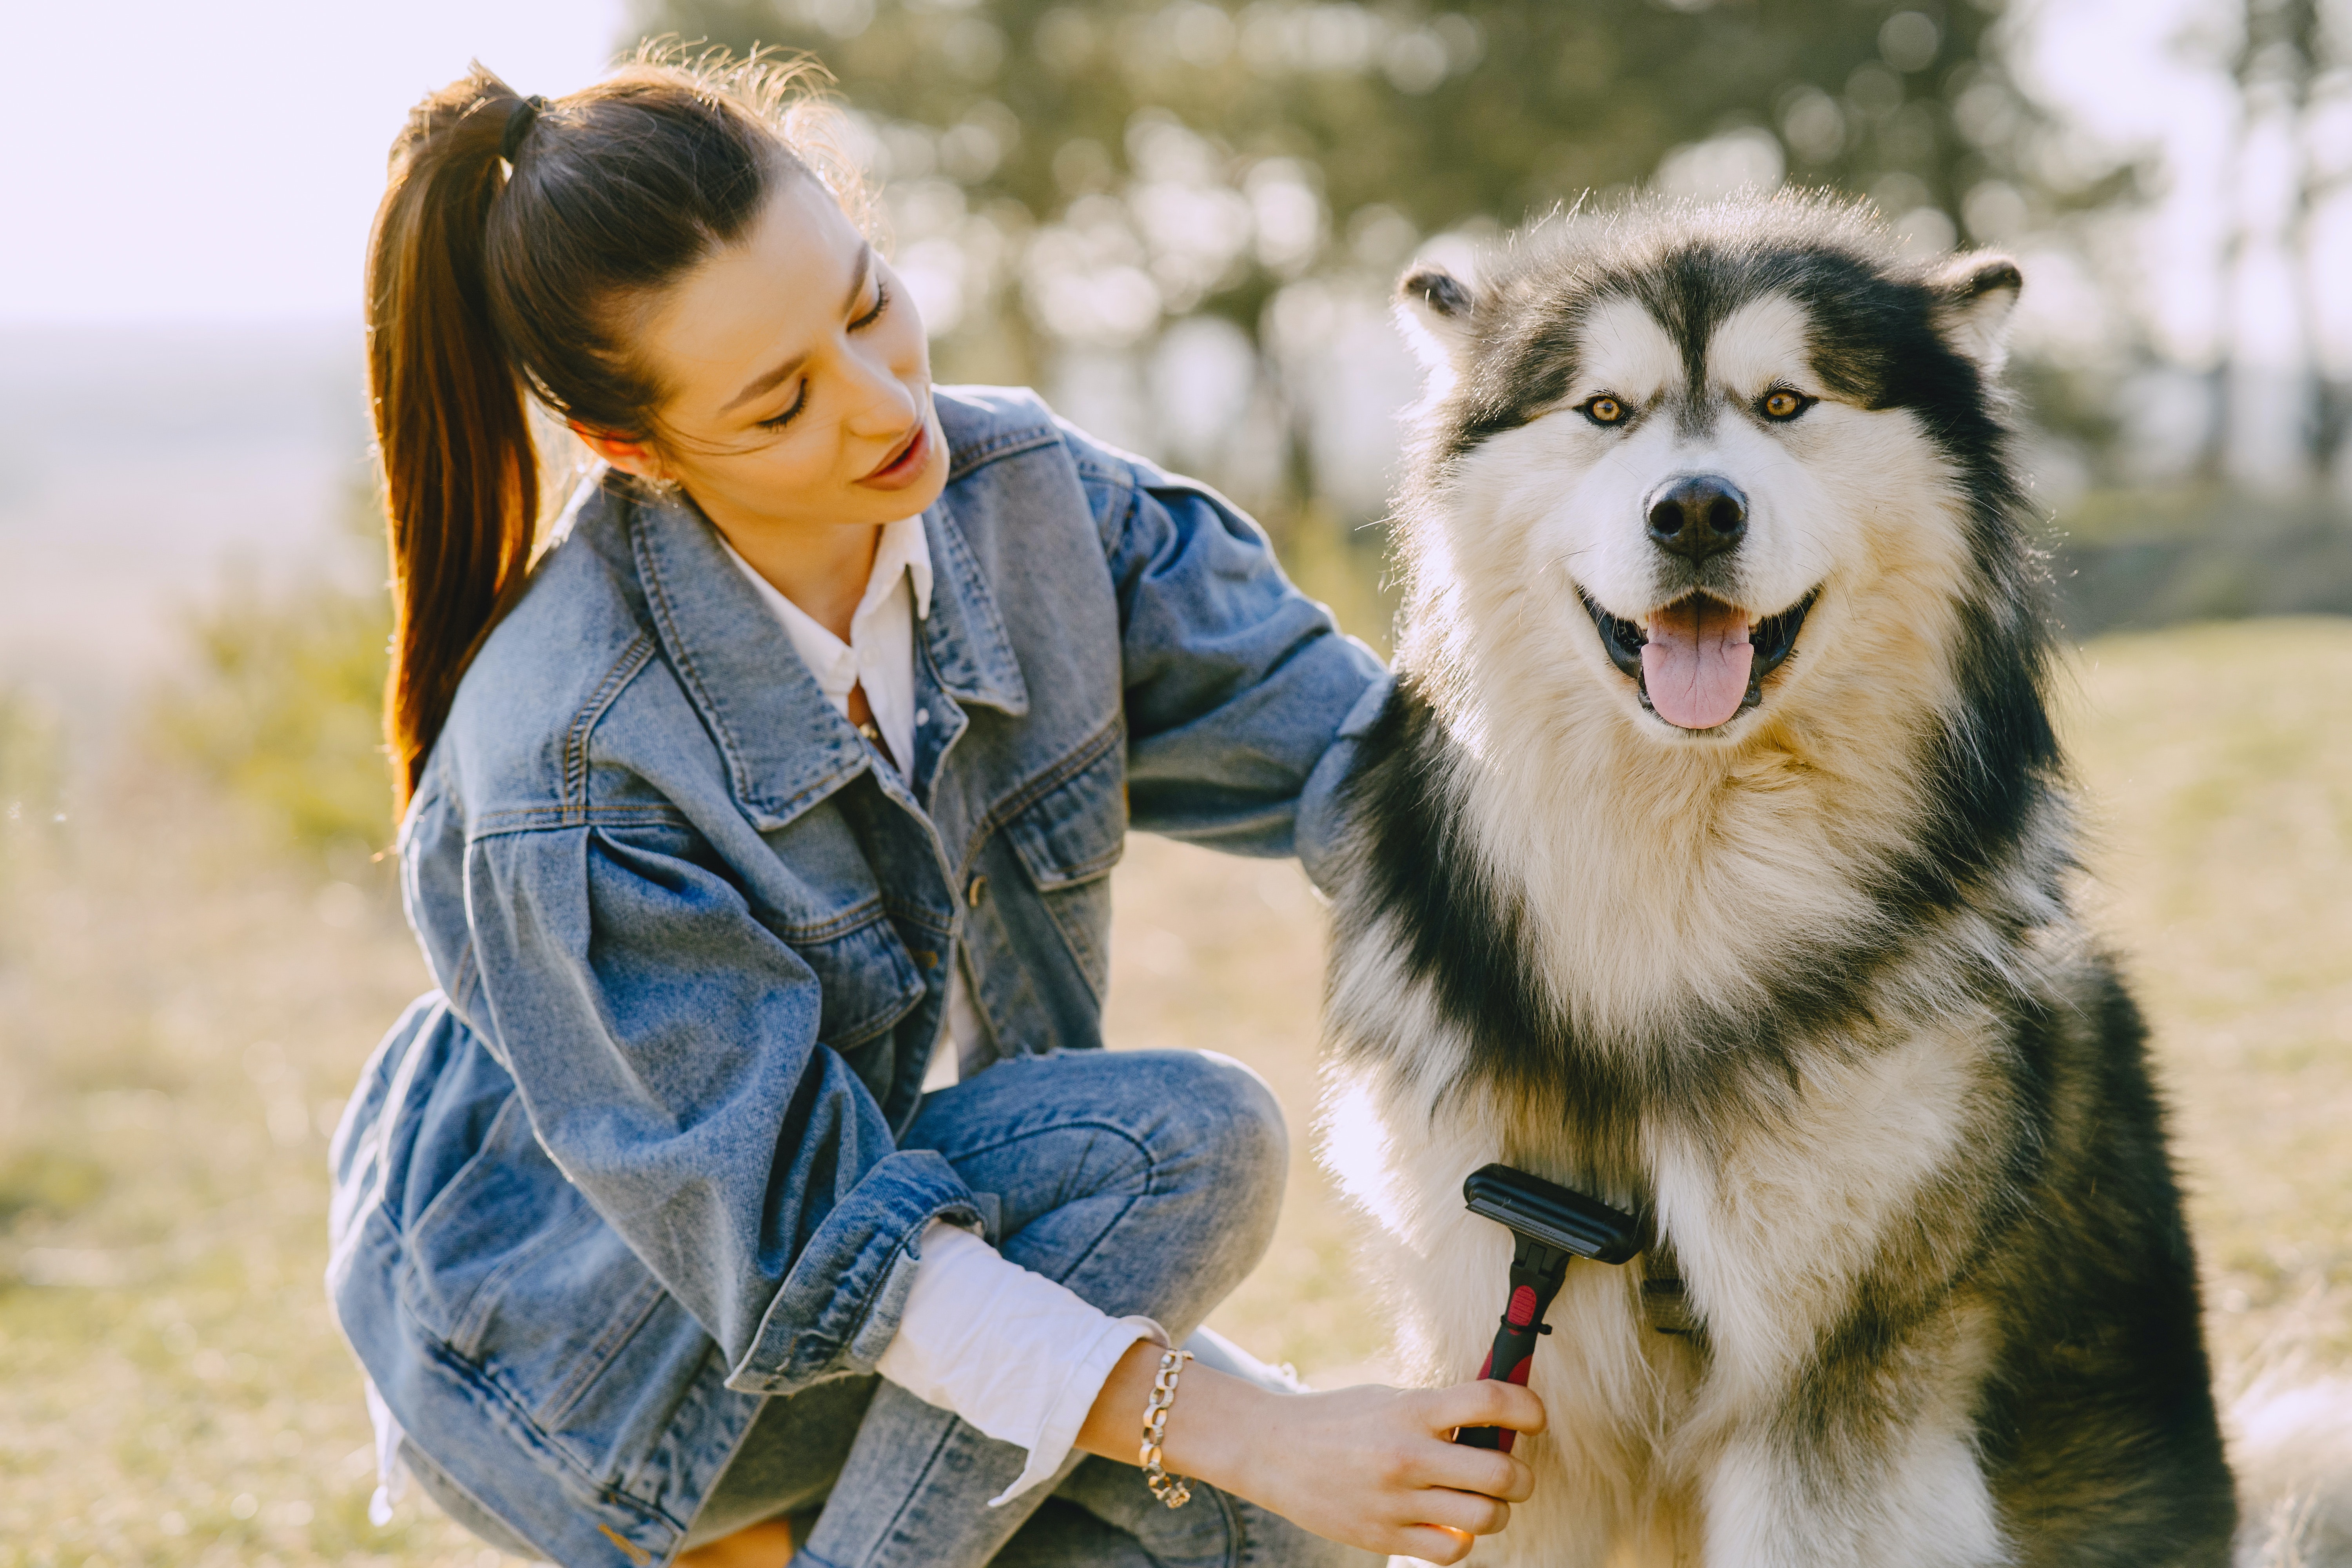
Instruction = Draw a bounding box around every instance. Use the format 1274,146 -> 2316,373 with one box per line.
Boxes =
1645,476 -> 1748,561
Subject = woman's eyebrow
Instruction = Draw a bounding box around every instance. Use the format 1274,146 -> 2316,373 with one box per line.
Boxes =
719,243 -> 875,416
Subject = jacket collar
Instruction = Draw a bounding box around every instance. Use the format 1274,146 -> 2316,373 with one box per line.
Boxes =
625,479 -> 1027,831
917,491 -> 1029,718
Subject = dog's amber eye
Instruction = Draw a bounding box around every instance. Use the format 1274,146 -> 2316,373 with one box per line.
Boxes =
1761,389 -> 1811,421
1583,396 -> 1626,425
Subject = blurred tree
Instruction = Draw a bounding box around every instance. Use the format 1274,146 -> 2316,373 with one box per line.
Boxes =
638,0 -> 2049,248
2205,0 -> 2345,492
627,0 -> 2071,526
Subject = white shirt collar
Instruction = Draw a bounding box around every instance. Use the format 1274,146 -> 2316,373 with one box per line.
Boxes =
718,515 -> 931,690
875,511 -> 934,623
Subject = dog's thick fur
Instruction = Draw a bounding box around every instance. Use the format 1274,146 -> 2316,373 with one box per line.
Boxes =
1316,195 -> 2237,1564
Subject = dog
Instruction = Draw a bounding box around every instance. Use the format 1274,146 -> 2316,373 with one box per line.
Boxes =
1314,194 -> 2238,1565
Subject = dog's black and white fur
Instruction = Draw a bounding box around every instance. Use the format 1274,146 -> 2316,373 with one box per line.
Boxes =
1316,195 -> 2237,1564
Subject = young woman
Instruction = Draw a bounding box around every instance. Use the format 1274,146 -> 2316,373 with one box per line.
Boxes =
327,53 -> 1543,1568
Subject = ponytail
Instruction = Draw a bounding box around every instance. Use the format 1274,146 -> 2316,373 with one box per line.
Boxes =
365,49 -> 856,814
367,69 -> 539,811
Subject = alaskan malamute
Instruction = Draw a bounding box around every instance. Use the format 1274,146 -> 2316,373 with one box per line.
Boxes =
1316,195 -> 2236,1564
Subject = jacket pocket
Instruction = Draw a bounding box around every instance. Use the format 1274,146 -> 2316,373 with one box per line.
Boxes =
401,1093 -> 600,1358
735,814 -> 929,1053
1004,735 -> 1127,996
788,904 -> 926,1051
399,1096 -> 697,1472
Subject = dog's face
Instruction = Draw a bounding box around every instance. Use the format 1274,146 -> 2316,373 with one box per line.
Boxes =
1395,201 -> 2023,745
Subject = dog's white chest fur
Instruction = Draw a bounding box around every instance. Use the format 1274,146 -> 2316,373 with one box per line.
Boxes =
1320,1018 -> 2008,1567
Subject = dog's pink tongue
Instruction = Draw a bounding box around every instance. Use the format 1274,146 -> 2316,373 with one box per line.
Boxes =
1641,599 -> 1753,730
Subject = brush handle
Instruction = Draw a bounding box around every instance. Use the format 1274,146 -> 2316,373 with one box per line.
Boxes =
1455,1283 -> 1546,1452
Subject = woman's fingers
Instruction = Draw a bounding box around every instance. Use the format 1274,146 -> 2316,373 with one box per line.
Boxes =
1411,1485 -> 1514,1537
1365,1482 -> 1512,1563
1396,1523 -> 1479,1565
1415,1440 -> 1534,1503
1208,1380 -> 1547,1558
1426,1376 -> 1547,1437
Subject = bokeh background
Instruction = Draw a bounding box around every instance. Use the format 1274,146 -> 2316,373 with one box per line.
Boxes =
4,1 -> 2352,1563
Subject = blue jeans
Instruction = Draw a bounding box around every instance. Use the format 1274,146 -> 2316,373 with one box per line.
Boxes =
407,1049 -> 1378,1568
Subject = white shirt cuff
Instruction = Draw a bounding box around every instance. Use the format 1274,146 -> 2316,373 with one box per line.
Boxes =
872,1220 -> 1169,1506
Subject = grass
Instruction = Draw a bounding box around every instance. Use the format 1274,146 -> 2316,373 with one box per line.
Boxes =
0,770 -> 492,1568
2062,621 -> 2352,1379
2,617 -> 2349,1563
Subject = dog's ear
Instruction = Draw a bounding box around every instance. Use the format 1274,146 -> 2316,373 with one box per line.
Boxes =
1930,253 -> 2022,375
1395,262 -> 1478,384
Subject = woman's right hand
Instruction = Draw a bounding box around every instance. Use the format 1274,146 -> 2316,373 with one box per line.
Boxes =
1207,1377 -> 1544,1563
1078,1344 -> 1545,1564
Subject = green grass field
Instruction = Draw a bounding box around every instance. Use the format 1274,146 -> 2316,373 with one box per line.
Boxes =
3,618 -> 2348,1566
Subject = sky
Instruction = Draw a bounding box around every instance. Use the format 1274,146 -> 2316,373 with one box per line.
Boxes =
0,0 -> 2332,388
0,0 -> 628,325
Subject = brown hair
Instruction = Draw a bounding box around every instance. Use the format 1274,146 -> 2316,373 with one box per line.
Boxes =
366,46 -> 858,809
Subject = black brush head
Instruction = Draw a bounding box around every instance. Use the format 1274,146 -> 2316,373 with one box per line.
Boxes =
1463,1163 -> 1641,1265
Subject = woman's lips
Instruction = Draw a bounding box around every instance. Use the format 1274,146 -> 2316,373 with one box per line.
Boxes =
858,417 -> 931,490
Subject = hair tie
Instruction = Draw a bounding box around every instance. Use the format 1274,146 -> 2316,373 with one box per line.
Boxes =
501,94 -> 548,163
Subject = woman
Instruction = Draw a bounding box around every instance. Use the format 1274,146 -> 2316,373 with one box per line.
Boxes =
328,51 -> 1542,1568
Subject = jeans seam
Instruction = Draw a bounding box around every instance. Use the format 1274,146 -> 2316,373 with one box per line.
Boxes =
1051,1193 -> 1146,1290
861,1412 -> 965,1568
927,1116 -> 1161,1289
929,1115 -> 1154,1176
1214,1484 -> 1248,1568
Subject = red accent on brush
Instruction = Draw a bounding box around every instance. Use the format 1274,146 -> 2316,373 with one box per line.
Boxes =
1506,1285 -> 1537,1327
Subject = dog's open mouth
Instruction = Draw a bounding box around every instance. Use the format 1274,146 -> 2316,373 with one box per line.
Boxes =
1580,588 -> 1818,731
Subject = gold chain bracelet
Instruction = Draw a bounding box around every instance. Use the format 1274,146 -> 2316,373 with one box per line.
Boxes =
1138,1348 -> 1195,1508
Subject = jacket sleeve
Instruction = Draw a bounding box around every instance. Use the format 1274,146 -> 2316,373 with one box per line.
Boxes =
462,822 -> 980,1396
1067,428 -> 1388,874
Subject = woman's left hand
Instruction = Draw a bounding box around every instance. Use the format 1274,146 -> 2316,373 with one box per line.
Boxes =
1074,1340 -> 1542,1563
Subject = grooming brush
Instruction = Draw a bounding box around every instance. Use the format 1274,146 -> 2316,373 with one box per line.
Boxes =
1454,1163 -> 1641,1451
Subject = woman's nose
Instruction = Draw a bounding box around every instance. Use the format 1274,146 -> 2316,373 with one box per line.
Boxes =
840,340 -> 920,438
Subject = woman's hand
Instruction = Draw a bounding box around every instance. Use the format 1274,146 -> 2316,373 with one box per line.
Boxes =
1207,1377 -> 1544,1564
1076,1342 -> 1544,1564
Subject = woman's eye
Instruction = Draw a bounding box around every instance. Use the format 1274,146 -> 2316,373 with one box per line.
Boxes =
759,382 -> 809,431
850,279 -> 890,331
1582,395 -> 1627,426
1760,388 -> 1812,421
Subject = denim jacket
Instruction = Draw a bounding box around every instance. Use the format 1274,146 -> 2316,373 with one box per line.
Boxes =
327,387 -> 1387,1566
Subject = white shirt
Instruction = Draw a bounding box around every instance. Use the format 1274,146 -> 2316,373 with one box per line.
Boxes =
722,514 -> 930,785
722,516 -> 1160,1505
717,517 -> 990,1084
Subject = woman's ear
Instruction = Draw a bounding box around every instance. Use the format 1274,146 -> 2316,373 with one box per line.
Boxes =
1930,254 -> 2023,375
571,421 -> 668,481
1394,262 -> 1478,391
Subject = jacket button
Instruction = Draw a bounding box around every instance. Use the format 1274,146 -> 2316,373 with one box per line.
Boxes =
966,874 -> 988,908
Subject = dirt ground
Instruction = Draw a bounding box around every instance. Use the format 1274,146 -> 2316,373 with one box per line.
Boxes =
2,618 -> 2347,1566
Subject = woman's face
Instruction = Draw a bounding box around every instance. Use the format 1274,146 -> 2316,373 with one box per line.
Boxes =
597,171 -> 948,532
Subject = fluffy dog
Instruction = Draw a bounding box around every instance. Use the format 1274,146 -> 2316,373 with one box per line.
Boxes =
1315,194 -> 2237,1565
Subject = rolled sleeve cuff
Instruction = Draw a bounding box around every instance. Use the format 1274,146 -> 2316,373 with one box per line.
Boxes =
990,1313 -> 1167,1506
1296,672 -> 1394,895
725,1147 -> 981,1396
869,1221 -> 1171,1507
